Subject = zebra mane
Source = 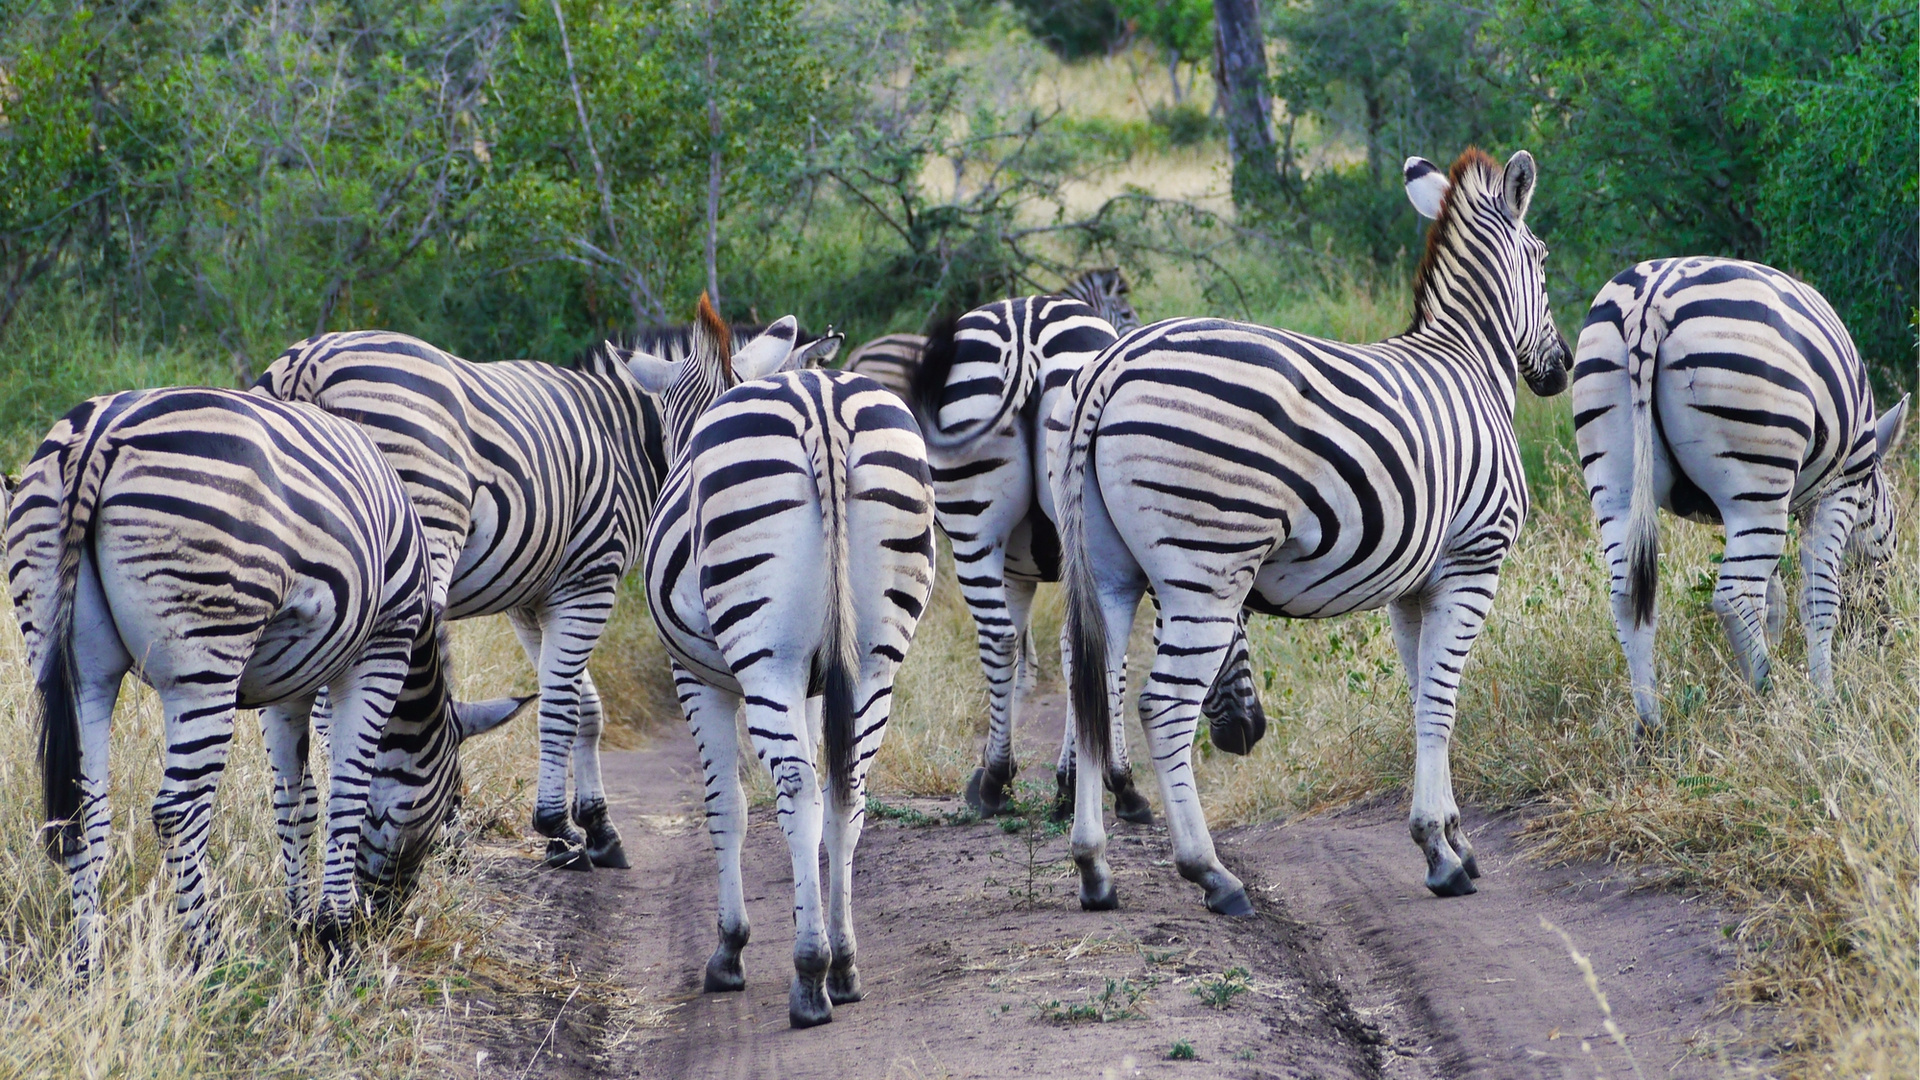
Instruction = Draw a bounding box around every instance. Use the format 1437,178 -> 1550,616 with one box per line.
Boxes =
573,312 -> 823,375
1410,147 -> 1503,333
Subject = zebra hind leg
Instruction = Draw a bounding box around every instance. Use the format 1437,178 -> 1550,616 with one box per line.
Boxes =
679,670 -> 753,993
738,681 -> 833,1027
963,569 -> 1032,818
64,556 -> 130,975
1052,636 -> 1151,824
151,682 -> 239,966
506,609 -> 592,871
1799,490 -> 1861,695
1713,510 -> 1789,694
261,699 -> 321,920
571,672 -> 629,868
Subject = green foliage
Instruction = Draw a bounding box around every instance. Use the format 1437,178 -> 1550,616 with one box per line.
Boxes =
1190,966 -> 1251,1008
1737,12 -> 1917,391
1117,0 -> 1212,63
1036,976 -> 1147,1022
1167,1039 -> 1197,1060
1007,0 -> 1127,60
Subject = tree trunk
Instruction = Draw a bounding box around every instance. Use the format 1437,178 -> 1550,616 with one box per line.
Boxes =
1212,0 -> 1280,213
1167,47 -> 1183,105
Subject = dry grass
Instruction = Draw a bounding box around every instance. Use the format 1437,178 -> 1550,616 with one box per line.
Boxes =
0,609 -> 633,1078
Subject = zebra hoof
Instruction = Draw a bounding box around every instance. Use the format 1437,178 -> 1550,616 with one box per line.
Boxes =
1461,853 -> 1481,880
704,951 -> 745,993
1110,777 -> 1153,825
1206,886 -> 1255,918
587,838 -> 630,869
789,977 -> 833,1029
827,964 -> 864,1005
1426,863 -> 1477,898
544,838 -> 593,871
1080,880 -> 1119,912
964,765 -> 1016,817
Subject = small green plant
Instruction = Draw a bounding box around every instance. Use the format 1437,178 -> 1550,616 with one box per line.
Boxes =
987,784 -> 1070,908
1191,967 -> 1251,1010
1168,1039 -> 1196,1060
1037,978 -> 1148,1024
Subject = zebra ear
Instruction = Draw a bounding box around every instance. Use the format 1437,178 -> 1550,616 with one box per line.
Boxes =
791,331 -> 844,370
626,350 -> 680,395
1404,157 -> 1448,220
733,315 -> 801,381
1502,150 -> 1538,221
454,695 -> 535,742
1875,394 -> 1910,459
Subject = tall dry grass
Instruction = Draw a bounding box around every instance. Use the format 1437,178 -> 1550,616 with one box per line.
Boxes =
0,612 -> 580,1078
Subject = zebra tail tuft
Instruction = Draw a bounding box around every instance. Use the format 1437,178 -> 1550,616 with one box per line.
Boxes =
1062,437 -> 1112,778
37,426 -> 103,862
1625,301 -> 1667,627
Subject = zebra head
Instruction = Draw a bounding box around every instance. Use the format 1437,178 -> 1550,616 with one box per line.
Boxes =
1405,150 -> 1569,398
625,294 -> 810,460
1850,394 -> 1910,563
356,619 -> 533,911
1062,267 -> 1141,333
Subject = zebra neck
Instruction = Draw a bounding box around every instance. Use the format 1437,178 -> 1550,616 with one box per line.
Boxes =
1395,319 -> 1523,414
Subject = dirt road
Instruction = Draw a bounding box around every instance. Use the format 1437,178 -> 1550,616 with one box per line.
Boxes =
460,702 -> 1755,1080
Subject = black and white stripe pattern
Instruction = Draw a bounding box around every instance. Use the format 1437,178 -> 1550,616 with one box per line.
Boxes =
1053,150 -> 1569,911
6,388 -> 525,967
907,294 -> 1156,821
841,268 -> 1141,401
642,307 -> 934,1028
252,321 -> 821,870
1572,256 -> 1908,735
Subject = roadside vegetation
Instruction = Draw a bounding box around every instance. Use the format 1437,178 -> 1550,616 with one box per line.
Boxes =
0,0 -> 1911,1076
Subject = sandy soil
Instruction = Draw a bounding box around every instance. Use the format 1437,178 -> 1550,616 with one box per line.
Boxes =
454,698 -> 1758,1080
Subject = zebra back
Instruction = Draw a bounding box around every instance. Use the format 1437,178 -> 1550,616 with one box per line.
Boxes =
910,295 -> 1118,453
1060,267 -> 1141,334
844,333 -> 926,398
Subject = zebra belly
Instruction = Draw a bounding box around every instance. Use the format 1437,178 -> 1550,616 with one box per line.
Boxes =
1246,543 -> 1438,619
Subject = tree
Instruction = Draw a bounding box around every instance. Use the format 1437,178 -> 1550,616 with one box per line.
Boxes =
1212,0 -> 1280,213
1117,0 -> 1213,102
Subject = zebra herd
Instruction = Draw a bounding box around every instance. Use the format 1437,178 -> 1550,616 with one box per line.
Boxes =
5,149 -> 1906,1028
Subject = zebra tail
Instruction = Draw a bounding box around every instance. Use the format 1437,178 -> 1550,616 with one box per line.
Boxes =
1061,421 -> 1112,778
36,423 -> 105,862
811,416 -> 860,807
1625,301 -> 1667,627
908,315 -> 1029,453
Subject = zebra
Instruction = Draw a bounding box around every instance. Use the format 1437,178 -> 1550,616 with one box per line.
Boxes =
842,267 -> 1143,400
1571,256 -> 1909,737
5,387 -> 529,968
1052,149 -> 1569,910
253,323 -> 835,870
907,292 -> 1184,825
641,299 -> 935,1028
843,333 -> 926,398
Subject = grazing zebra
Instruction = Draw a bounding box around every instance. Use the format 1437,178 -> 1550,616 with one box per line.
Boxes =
1572,257 -> 1909,735
5,388 -> 528,967
908,293 -> 1175,824
642,301 -> 935,1028
1053,149 -> 1569,910
842,267 -> 1143,400
253,323 -> 832,870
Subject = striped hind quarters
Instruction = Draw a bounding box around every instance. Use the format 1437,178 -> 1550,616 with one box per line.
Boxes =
643,309 -> 935,1028
1054,148 -> 1568,908
6,388 -> 527,971
1572,257 -> 1909,740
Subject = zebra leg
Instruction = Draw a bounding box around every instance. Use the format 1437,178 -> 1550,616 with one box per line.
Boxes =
1799,489 -> 1862,695
1052,645 -> 1147,824
571,671 -> 629,868
313,649 -> 410,960
678,665 -> 752,994
1389,597 -> 1476,880
65,556 -> 129,974
1136,603 -> 1250,916
1592,487 -> 1663,738
964,567 -> 1030,818
261,698 -> 320,921
1402,573 -> 1501,898
1713,510 -> 1789,693
739,678 -> 833,1028
505,607 -> 590,871
1765,570 -> 1789,647
150,681 -> 240,966
822,696 -> 866,1006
